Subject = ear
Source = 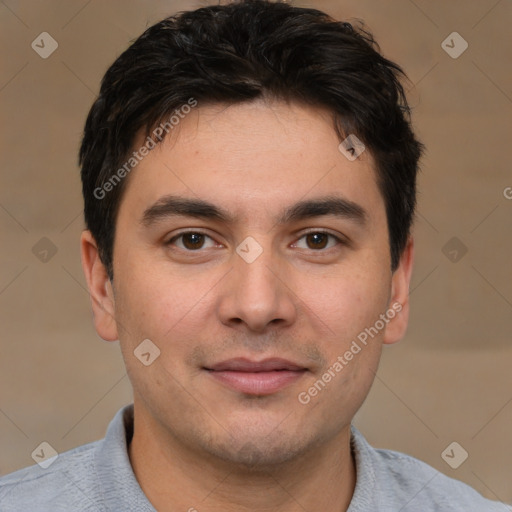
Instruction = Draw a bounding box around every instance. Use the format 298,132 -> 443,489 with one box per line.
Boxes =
80,230 -> 118,342
382,236 -> 414,345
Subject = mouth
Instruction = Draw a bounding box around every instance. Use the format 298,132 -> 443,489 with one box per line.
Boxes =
203,357 -> 308,395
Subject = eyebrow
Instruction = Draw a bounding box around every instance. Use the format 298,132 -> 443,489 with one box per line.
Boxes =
141,194 -> 367,228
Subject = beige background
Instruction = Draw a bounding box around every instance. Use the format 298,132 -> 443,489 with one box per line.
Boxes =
1,0 -> 511,505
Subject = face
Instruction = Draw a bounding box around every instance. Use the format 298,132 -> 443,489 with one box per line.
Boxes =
82,98 -> 413,469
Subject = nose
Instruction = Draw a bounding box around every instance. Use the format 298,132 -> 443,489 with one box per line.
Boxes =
217,241 -> 297,333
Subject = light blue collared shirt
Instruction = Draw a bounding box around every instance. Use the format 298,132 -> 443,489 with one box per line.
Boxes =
0,404 -> 510,511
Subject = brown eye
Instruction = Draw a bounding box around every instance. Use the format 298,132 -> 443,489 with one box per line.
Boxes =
181,233 -> 205,250
305,232 -> 329,250
294,231 -> 342,251
167,232 -> 217,251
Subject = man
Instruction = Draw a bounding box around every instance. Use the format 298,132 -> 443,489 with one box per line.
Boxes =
0,1 -> 509,510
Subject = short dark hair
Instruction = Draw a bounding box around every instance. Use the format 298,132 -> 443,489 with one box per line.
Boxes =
80,0 -> 424,280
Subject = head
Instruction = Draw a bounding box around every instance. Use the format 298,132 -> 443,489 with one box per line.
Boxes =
80,0 -> 423,469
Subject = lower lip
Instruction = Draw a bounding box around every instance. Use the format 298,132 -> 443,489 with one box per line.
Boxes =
206,369 -> 307,395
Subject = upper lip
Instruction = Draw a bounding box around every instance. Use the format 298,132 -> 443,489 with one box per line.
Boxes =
206,357 -> 306,372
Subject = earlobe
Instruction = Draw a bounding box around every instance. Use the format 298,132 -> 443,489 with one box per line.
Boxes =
80,230 -> 119,342
383,237 -> 414,345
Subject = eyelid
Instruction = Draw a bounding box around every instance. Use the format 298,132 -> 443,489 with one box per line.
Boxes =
292,229 -> 348,249
297,227 -> 347,240
165,228 -> 348,251
165,229 -> 220,247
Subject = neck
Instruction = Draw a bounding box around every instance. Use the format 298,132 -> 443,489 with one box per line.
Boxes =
128,408 -> 356,512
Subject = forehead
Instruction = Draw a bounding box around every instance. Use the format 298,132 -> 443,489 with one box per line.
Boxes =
117,99 -> 385,228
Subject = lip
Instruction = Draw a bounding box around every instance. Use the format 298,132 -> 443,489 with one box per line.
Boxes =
207,357 -> 306,372
204,357 -> 307,395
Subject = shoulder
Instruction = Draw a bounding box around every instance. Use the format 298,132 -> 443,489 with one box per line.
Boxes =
0,440 -> 106,512
0,405 -> 152,512
350,426 -> 511,512
375,447 -> 508,510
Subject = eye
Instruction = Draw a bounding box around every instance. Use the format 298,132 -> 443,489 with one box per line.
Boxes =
165,230 -> 345,253
293,231 -> 343,251
166,231 -> 218,251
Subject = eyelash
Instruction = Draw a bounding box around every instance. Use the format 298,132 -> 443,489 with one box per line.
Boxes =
165,229 -> 346,253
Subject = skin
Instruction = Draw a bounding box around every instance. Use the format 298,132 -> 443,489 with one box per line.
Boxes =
81,98 -> 414,512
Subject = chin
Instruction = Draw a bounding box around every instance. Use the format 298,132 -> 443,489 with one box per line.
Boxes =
198,423 -> 316,471
215,441 -> 303,471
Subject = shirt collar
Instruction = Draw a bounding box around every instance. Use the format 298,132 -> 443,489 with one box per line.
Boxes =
94,404 -> 374,511
347,424 -> 378,511
94,404 -> 155,511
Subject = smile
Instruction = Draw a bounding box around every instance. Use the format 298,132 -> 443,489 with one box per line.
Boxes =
204,357 -> 308,395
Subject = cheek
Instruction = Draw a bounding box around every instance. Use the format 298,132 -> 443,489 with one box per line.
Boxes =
113,272 -> 200,398
114,254 -> 199,334
113,260 -> 219,376
300,265 -> 390,349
